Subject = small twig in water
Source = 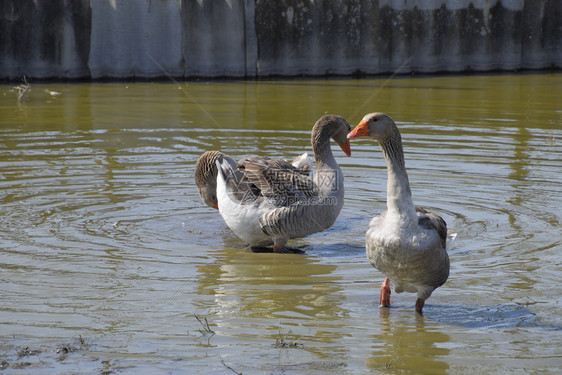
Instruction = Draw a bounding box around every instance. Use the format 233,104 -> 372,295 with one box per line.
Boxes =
386,356 -> 404,369
221,358 -> 242,375
16,346 -> 39,359
273,329 -> 304,348
14,76 -> 31,105
194,314 -> 215,335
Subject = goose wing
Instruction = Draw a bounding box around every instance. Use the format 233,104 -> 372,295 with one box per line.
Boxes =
258,204 -> 310,240
416,206 -> 447,249
238,156 -> 319,207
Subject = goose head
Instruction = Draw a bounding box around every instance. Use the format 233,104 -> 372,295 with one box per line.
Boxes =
347,112 -> 396,141
195,151 -> 222,209
312,115 -> 352,157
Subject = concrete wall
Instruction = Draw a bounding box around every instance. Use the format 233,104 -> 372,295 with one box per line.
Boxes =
1,0 -> 560,80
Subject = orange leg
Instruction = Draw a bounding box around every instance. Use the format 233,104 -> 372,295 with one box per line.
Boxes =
379,278 -> 391,307
415,298 -> 425,313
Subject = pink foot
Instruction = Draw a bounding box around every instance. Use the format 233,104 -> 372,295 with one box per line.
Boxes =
379,278 -> 391,307
415,298 -> 425,313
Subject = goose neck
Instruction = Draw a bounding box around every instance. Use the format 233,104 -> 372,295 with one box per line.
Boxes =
380,135 -> 416,217
312,129 -> 337,169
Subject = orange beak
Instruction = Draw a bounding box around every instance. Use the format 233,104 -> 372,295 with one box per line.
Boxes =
347,120 -> 370,138
339,139 -> 351,156
214,204 -> 219,210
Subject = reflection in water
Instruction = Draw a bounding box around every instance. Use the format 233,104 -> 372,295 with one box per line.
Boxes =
366,310 -> 450,374
195,248 -> 344,321
193,247 -> 354,365
507,126 -> 532,230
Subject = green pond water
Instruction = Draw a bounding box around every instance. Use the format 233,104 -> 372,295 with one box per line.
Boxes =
0,73 -> 561,374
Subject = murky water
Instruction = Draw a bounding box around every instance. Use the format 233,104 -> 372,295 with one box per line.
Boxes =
1,74 -> 561,374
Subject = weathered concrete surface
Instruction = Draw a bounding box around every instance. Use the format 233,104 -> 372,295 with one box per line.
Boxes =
181,0 -> 248,77
255,0 -> 562,75
0,0 -> 560,80
0,0 -> 91,79
89,0 -> 183,79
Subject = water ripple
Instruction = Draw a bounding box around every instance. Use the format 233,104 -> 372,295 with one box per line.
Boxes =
1,77 -> 561,373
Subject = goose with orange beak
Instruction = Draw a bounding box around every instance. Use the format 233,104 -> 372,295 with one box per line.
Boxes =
348,113 -> 450,313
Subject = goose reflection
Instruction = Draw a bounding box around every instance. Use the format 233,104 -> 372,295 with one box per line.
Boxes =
194,248 -> 346,321
366,310 -> 451,374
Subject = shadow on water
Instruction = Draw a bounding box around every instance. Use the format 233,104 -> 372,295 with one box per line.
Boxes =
426,303 -> 543,329
293,217 -> 369,257
302,243 -> 366,258
385,302 -> 560,330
